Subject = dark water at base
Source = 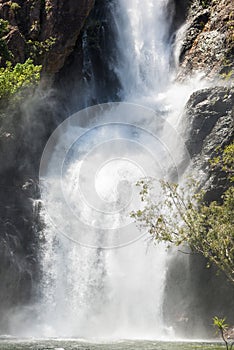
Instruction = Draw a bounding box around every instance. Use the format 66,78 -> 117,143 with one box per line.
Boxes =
0,340 -> 224,350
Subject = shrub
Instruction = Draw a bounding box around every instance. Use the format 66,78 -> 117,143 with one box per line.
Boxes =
131,142 -> 234,284
0,59 -> 41,103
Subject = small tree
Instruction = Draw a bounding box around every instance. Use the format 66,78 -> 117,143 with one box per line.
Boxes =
131,142 -> 234,284
213,317 -> 234,350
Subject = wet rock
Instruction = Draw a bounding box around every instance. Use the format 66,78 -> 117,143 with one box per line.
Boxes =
179,10 -> 210,63
183,85 -> 234,202
185,86 -> 233,157
28,0 -> 41,39
167,0 -> 192,36
40,0 -> 95,74
5,27 -> 26,63
177,0 -> 234,78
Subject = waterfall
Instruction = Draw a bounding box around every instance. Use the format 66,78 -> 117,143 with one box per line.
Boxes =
25,0 -> 207,340
113,0 -> 172,100
38,103 -> 178,339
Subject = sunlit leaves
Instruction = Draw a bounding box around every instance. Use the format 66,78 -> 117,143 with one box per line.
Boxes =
0,59 -> 41,108
213,317 -> 233,350
213,316 -> 228,332
210,144 -> 234,183
132,142 -> 234,284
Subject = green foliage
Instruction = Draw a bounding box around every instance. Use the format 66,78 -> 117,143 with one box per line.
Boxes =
45,3 -> 52,14
211,143 -> 234,182
9,2 -> 21,11
213,317 -> 234,350
221,69 -> 234,82
0,59 -> 41,104
200,0 -> 211,9
131,142 -> 234,284
0,19 -> 9,37
27,37 -> 56,61
30,20 -> 39,33
213,317 -> 229,332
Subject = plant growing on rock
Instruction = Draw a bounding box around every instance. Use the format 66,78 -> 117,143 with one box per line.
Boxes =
0,59 -> 41,108
200,0 -> 211,9
27,37 -> 56,61
9,2 -> 21,11
0,19 -> 9,39
131,142 -> 234,284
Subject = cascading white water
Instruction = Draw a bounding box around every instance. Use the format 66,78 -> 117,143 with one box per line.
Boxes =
29,0 -> 208,340
113,0 -> 172,100
38,103 -> 177,339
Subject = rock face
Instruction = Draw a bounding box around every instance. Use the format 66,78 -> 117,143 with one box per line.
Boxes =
0,0 -> 95,74
185,86 -> 233,156
177,0 -> 234,79
184,86 -> 234,201
0,90 -> 62,331
40,0 -> 95,74
164,86 -> 233,338
164,0 -> 234,333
